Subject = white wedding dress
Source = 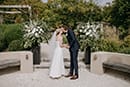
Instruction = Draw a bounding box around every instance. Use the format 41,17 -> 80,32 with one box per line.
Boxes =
49,32 -> 65,78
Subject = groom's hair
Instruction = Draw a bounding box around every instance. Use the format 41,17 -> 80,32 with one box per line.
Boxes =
60,25 -> 68,31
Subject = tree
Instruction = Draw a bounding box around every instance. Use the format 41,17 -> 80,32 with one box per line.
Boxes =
110,0 -> 130,38
41,0 -> 103,29
0,0 -> 103,29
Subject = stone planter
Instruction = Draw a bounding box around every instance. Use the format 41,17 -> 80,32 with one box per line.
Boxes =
31,46 -> 41,65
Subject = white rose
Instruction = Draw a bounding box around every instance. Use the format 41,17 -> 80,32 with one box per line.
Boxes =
28,30 -> 31,33
35,28 -> 39,32
25,25 -> 28,29
38,31 -> 41,34
88,29 -> 92,33
82,26 -> 84,29
84,29 -> 87,33
80,29 -> 82,32
93,29 -> 96,33
85,32 -> 90,36
87,25 -> 90,28
35,33 -> 39,37
40,28 -> 43,32
37,26 -> 40,29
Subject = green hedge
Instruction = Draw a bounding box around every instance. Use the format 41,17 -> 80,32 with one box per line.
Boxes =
0,24 -> 24,51
91,38 -> 130,54
8,39 -> 24,51
0,29 -> 6,51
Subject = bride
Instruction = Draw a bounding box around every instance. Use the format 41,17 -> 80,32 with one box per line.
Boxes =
49,29 -> 65,79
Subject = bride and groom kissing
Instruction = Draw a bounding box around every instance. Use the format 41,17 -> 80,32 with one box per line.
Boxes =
49,25 -> 80,80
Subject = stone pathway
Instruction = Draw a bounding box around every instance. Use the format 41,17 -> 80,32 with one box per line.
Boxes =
0,44 -> 130,87
0,62 -> 130,87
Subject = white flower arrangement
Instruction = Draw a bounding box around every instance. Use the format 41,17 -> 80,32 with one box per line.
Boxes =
23,20 -> 49,48
76,22 -> 103,51
77,22 -> 102,38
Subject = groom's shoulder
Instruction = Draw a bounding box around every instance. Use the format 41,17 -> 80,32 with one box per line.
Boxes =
68,28 -> 73,32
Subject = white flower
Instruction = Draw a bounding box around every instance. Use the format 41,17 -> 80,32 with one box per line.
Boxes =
25,25 -> 29,28
84,29 -> 87,33
35,33 -> 39,37
28,30 -> 31,33
85,32 -> 90,35
32,29 -> 36,34
38,31 -> 41,34
80,29 -> 83,32
93,29 -> 96,33
40,28 -> 43,32
82,26 -> 84,29
88,29 -> 92,33
37,26 -> 40,29
89,34 -> 93,37
36,29 -> 39,32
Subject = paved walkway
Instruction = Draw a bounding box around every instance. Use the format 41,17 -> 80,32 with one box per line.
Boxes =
0,62 -> 130,87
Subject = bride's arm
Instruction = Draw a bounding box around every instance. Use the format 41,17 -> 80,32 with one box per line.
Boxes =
59,36 -> 65,48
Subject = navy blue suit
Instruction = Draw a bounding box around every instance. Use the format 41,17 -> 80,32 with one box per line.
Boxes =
66,29 -> 80,76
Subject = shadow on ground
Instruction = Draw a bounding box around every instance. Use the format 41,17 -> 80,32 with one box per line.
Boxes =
104,68 -> 130,83
0,66 -> 19,76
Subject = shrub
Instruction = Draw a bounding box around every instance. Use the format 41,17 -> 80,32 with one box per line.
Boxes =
123,35 -> 130,47
0,24 -> 23,51
119,47 -> 130,54
0,25 -> 7,51
0,32 -> 6,51
8,40 -> 24,51
4,24 -> 23,46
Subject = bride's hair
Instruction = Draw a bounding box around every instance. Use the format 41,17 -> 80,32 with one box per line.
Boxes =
60,25 -> 68,31
56,31 -> 60,36
56,30 -> 63,36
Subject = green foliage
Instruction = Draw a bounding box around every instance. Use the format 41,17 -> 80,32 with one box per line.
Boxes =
4,24 -> 23,45
123,35 -> 130,47
0,0 -> 103,29
102,5 -> 112,22
8,39 -> 24,51
0,24 -> 23,51
0,0 -> 130,54
42,0 -> 103,28
0,29 -> 6,51
119,47 -> 130,54
110,0 -> 130,38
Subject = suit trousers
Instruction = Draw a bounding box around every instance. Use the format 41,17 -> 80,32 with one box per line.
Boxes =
70,49 -> 79,76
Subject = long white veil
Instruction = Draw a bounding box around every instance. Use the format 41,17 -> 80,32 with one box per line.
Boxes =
48,31 -> 57,62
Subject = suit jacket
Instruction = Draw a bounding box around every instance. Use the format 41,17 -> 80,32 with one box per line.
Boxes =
67,29 -> 80,51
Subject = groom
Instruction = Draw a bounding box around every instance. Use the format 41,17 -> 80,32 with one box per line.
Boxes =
61,25 -> 80,80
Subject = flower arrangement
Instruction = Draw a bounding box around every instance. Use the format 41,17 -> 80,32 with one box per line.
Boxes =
76,22 -> 103,51
23,20 -> 49,49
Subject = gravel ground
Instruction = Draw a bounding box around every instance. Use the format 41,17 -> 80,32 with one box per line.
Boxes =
0,65 -> 130,87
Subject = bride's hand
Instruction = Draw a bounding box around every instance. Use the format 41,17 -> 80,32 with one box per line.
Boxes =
63,44 -> 70,49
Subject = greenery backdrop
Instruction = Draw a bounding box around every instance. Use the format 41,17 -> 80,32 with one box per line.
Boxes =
0,0 -> 130,54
